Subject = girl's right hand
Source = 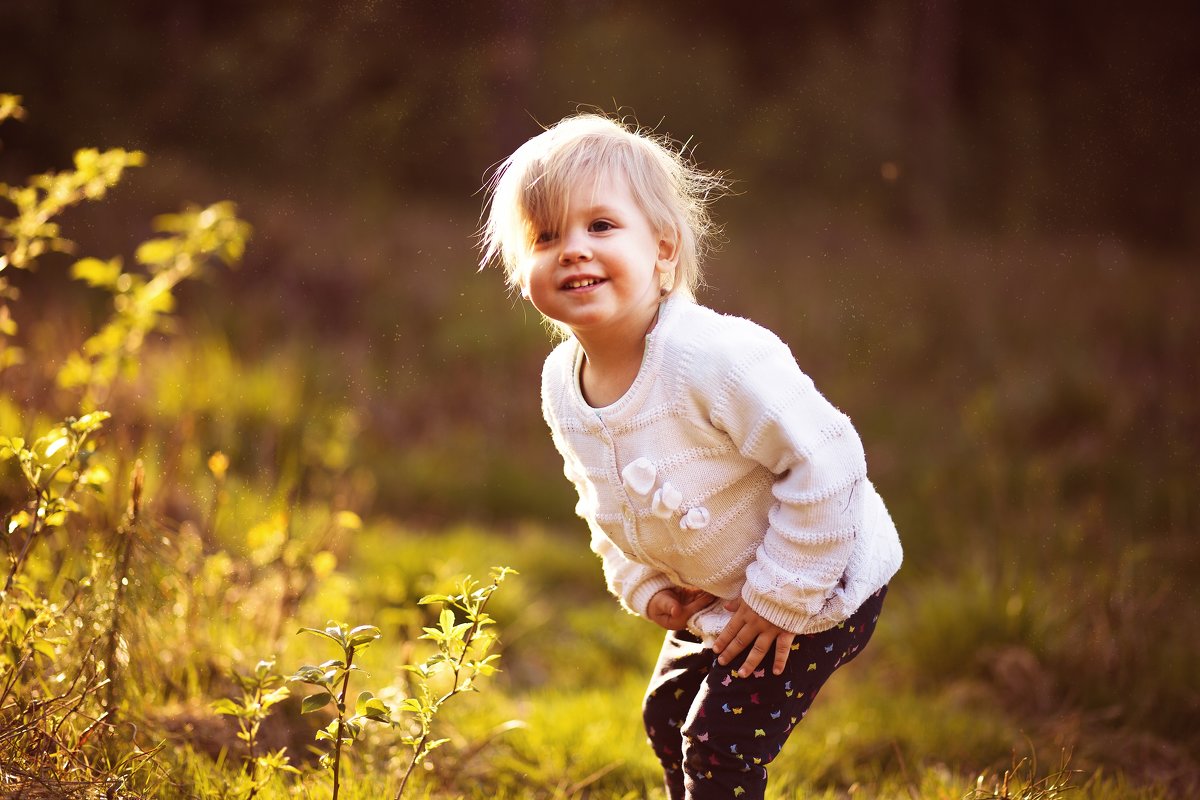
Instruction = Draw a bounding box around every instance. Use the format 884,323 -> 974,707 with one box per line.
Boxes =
648,586 -> 716,630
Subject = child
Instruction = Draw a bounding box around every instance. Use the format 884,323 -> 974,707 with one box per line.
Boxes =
479,113 -> 902,800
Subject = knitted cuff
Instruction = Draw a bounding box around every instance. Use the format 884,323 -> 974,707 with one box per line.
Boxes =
741,584 -> 812,634
630,574 -> 678,620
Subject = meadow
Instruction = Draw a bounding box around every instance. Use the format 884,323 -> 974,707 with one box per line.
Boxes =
1,95 -> 1197,799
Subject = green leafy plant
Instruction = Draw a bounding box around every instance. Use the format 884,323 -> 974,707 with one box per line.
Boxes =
291,622 -> 390,800
212,658 -> 299,799
395,566 -> 515,799
60,201 -> 251,410
0,93 -> 145,376
1,411 -> 111,591
0,93 -> 249,796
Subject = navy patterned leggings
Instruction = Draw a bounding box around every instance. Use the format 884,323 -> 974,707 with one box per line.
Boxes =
642,586 -> 887,800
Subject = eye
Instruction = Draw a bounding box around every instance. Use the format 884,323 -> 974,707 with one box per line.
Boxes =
589,219 -> 615,233
534,230 -> 557,245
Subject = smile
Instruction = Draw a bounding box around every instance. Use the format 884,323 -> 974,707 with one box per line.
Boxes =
562,277 -> 605,290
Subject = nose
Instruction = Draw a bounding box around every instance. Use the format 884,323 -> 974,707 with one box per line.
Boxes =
558,228 -> 591,265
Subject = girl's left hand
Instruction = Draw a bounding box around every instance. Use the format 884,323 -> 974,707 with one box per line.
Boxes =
712,598 -> 796,678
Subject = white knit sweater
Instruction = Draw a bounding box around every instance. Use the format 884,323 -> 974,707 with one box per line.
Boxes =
540,294 -> 902,643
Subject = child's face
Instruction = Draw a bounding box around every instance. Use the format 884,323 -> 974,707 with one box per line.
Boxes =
520,173 -> 676,343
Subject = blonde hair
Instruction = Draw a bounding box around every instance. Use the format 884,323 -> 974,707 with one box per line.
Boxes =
479,113 -> 726,302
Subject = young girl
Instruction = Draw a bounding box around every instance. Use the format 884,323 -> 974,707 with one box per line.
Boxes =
479,114 -> 903,800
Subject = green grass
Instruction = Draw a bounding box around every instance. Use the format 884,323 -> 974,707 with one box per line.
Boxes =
5,199 -> 1196,797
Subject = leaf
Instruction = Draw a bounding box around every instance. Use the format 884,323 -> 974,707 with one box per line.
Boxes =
134,238 -> 177,266
398,697 -> 425,714
79,463 -> 111,489
261,686 -> 291,707
347,625 -> 381,648
310,550 -> 337,579
56,353 -> 92,389
7,510 -> 31,534
334,510 -> 362,530
297,625 -> 346,648
362,698 -> 390,722
300,691 -> 333,714
211,698 -> 241,716
30,640 -> 57,660
42,435 -> 69,461
289,664 -> 325,685
70,411 -> 111,435
70,257 -> 122,289
0,306 -> 17,336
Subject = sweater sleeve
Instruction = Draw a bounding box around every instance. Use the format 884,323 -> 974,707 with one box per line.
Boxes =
708,331 -> 867,633
540,357 -> 672,620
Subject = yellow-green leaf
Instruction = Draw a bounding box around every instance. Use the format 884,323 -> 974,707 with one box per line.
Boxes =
134,238 -> 177,266
70,257 -> 122,289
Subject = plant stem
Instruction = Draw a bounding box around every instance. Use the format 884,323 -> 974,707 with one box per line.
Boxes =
103,462 -> 141,715
331,645 -> 355,800
246,693 -> 261,800
5,489 -> 45,592
394,580 -> 497,800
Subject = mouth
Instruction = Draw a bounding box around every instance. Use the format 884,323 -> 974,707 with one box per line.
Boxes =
560,277 -> 606,291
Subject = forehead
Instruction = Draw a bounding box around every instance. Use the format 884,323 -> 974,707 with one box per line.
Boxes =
520,164 -> 641,228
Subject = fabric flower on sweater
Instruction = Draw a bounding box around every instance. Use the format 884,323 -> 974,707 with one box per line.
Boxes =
621,457 -> 657,497
679,506 -> 711,530
651,483 -> 683,518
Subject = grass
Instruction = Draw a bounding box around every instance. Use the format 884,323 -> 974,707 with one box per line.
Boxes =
3,191 -> 1196,797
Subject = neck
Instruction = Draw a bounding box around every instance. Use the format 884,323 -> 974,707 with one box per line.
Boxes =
574,298 -> 664,407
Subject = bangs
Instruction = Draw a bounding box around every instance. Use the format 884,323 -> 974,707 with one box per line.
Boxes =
516,135 -> 625,243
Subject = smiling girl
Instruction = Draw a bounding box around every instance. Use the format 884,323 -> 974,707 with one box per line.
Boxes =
480,113 -> 902,800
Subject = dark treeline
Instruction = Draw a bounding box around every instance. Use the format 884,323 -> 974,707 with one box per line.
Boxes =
1,0 -> 1197,250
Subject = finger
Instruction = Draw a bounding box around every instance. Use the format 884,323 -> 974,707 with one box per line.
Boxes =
681,593 -> 714,617
717,626 -> 751,665
773,634 -> 794,675
738,634 -> 773,678
723,597 -> 742,612
653,596 -> 679,625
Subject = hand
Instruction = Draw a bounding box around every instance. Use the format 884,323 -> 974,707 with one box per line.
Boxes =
712,597 -> 796,677
648,586 -> 716,631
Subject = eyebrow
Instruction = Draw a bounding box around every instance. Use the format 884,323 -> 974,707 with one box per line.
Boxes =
575,204 -> 622,218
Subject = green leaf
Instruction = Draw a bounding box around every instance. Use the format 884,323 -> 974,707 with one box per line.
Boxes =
30,640 -> 57,660
261,685 -> 291,707
70,411 -> 111,435
300,691 -> 333,714
362,698 -> 390,722
41,435 -> 70,461
56,352 -> 92,389
398,697 -> 425,714
290,664 -> 325,685
134,238 -> 177,266
211,698 -> 241,716
297,625 -> 346,648
70,257 -> 123,289
347,625 -> 381,648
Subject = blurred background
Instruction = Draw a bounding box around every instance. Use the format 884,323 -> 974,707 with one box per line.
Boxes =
1,1 -> 1197,796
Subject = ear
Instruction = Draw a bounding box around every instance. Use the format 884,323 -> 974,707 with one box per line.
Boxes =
655,227 -> 681,274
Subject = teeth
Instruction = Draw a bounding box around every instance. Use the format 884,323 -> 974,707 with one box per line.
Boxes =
564,278 -> 601,289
